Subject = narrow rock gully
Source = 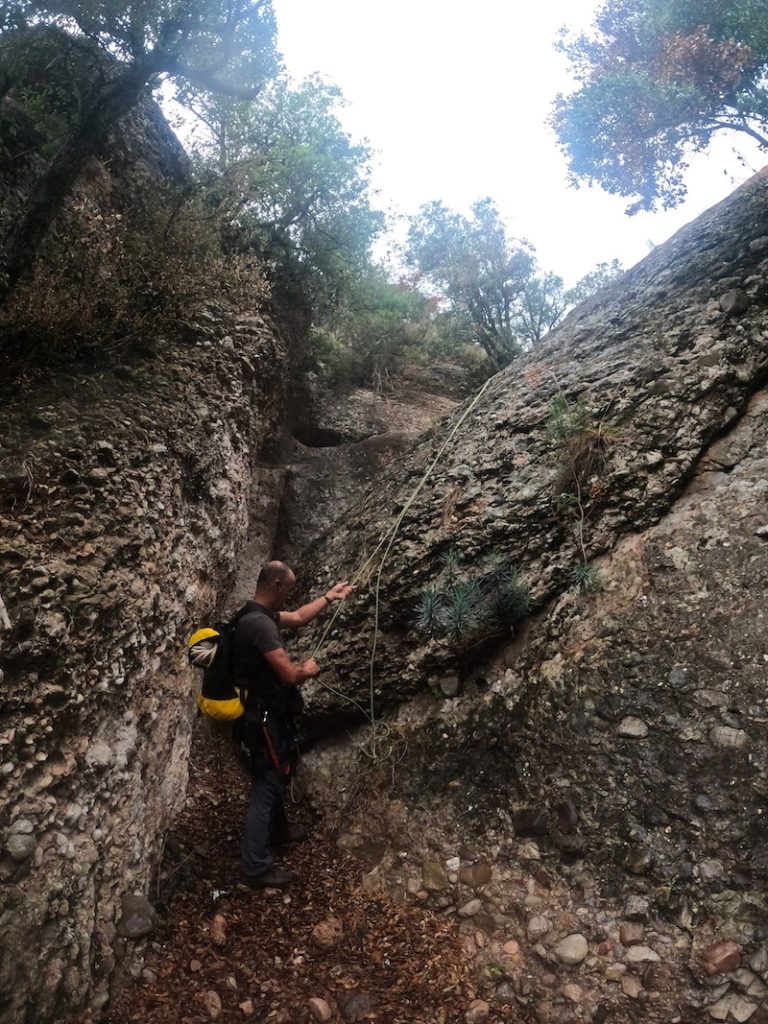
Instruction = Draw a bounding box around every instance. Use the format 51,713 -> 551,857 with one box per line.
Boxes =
105,721 -> 522,1024
104,382 -> 510,1024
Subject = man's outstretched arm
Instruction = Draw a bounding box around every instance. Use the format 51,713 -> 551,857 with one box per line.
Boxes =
279,581 -> 355,630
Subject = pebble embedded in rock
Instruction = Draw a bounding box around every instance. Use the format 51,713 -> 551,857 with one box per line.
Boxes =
422,859 -> 450,891
458,898 -> 483,917
623,845 -> 655,875
621,974 -> 644,999
719,289 -> 751,315
6,833 -> 36,862
554,934 -> 589,965
527,915 -> 550,939
709,726 -> 749,751
624,896 -> 650,920
87,468 -> 111,486
562,983 -> 583,1003
699,858 -> 725,883
708,992 -> 758,1022
618,717 -> 649,738
619,922 -> 645,947
116,893 -> 157,939
749,946 -> 768,977
703,940 -> 741,975
625,945 -> 661,964
642,962 -> 674,992
438,673 -> 461,697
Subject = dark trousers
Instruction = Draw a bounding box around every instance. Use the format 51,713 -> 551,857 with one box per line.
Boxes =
238,713 -> 296,877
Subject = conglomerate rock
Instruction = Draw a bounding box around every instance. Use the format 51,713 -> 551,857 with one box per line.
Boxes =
298,166 -> 768,725
296,169 -> 768,1020
0,308 -> 286,1023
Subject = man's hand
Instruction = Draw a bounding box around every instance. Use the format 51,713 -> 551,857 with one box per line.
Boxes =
302,658 -> 320,678
325,581 -> 356,603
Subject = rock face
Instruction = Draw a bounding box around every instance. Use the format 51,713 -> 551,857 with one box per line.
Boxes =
297,167 -> 768,1019
0,309 -> 286,1023
0,85 -> 289,1024
298,166 -> 768,723
276,383 -> 457,562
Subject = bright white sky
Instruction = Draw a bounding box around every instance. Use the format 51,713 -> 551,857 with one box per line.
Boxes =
272,0 -> 765,286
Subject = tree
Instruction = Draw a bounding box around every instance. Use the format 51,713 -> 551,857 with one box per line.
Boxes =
0,0 -> 278,300
309,271 -> 438,388
564,258 -> 624,305
552,0 -> 768,213
180,75 -> 384,330
405,198 -> 535,369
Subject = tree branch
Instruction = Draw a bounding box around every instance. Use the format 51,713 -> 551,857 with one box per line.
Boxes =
169,61 -> 266,99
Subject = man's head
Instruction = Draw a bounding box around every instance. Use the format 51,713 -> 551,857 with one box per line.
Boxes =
254,560 -> 296,611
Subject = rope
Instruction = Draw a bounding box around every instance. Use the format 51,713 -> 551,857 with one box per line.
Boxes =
309,376 -> 495,760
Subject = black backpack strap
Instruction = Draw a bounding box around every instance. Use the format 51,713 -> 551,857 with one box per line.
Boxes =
226,605 -> 258,707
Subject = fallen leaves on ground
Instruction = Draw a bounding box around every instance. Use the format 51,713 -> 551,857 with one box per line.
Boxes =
107,723 -> 523,1024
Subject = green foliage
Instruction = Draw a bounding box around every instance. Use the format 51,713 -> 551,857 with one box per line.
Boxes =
488,565 -> 533,625
0,1 -> 279,303
415,585 -> 443,638
415,550 -> 531,649
6,0 -> 279,90
547,393 -> 592,446
308,270 -> 436,389
564,259 -> 624,306
441,579 -> 482,645
405,198 -> 533,369
547,393 -> 616,493
548,391 -> 619,598
2,170 -> 268,361
568,562 -> 604,594
405,199 -> 625,367
552,0 -> 768,212
179,75 -> 383,326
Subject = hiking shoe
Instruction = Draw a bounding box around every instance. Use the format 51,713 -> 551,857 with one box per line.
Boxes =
241,868 -> 297,889
274,824 -> 309,847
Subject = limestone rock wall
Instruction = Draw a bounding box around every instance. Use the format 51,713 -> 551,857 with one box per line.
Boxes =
0,311 -> 286,1022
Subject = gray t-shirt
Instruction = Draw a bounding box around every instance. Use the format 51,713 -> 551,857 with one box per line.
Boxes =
232,601 -> 301,717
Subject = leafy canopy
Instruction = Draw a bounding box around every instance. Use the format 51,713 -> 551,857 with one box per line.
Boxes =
405,199 -> 624,368
181,74 -> 384,325
552,0 -> 768,213
2,0 -> 279,90
405,198 -> 535,369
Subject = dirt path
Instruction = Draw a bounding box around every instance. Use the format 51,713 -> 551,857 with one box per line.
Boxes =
107,724 -> 524,1024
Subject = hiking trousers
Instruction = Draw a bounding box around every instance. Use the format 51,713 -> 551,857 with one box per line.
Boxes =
238,713 -> 296,878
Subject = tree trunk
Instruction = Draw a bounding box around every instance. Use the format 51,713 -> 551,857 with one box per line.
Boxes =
0,54 -> 164,305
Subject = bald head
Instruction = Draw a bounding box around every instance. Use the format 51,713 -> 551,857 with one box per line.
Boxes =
257,561 -> 292,588
254,561 -> 296,611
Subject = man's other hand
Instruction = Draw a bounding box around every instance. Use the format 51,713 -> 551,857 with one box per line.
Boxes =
326,581 -> 356,602
302,658 -> 320,677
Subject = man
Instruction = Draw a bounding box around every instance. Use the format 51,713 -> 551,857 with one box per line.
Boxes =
232,560 -> 354,888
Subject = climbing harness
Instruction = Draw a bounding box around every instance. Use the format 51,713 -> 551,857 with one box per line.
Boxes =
259,709 -> 292,777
